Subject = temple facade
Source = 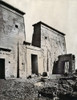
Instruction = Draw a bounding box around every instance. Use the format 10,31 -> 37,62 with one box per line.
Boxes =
0,1 -> 75,79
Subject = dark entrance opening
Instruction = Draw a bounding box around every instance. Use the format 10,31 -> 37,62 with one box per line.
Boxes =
58,61 -> 70,74
0,59 -> 5,79
52,61 -> 58,74
60,61 -> 65,74
31,54 -> 38,75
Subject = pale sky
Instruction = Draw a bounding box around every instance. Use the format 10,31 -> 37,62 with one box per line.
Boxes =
3,0 -> 77,68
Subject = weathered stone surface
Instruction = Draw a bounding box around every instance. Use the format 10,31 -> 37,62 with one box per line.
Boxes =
24,45 -> 44,77
0,1 -> 73,79
0,2 -> 26,78
32,22 -> 67,75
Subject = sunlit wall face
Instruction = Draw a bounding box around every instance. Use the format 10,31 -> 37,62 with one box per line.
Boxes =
3,0 -> 77,68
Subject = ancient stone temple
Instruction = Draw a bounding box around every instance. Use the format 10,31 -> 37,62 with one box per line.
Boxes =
0,1 -> 75,79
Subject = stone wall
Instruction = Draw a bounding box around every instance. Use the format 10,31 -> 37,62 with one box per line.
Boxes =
24,45 -> 44,77
41,24 -> 67,74
32,22 -> 67,75
0,2 -> 26,78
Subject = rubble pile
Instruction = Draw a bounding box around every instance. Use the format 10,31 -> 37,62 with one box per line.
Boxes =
37,73 -> 77,100
0,79 -> 38,100
38,87 -> 57,98
0,73 -> 77,100
37,78 -> 59,99
57,74 -> 77,99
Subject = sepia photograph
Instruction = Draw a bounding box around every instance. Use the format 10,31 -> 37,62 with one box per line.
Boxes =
0,0 -> 77,100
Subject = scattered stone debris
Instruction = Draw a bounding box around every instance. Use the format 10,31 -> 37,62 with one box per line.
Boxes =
0,79 -> 38,100
0,73 -> 77,100
35,73 -> 77,100
38,87 -> 57,98
57,73 -> 77,100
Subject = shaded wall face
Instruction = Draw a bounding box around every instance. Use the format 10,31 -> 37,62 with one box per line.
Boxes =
32,24 -> 41,47
41,25 -> 67,74
0,5 -> 25,78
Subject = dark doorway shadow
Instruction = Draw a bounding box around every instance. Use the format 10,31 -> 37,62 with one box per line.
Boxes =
0,59 -> 5,79
52,61 -> 58,74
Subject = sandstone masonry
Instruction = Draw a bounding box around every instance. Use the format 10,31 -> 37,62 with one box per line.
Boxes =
0,1 -> 75,79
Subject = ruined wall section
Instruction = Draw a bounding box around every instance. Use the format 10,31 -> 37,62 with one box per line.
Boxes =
0,5 -> 26,78
41,24 -> 67,74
